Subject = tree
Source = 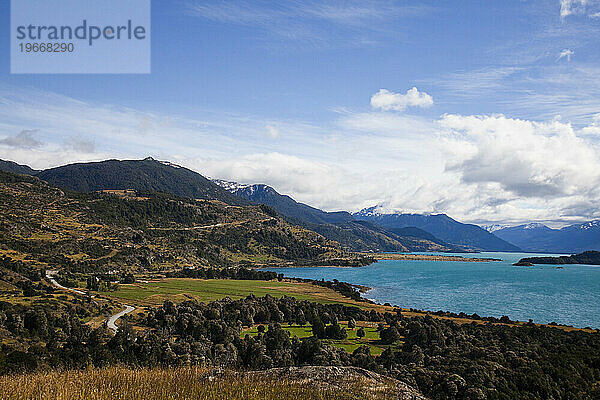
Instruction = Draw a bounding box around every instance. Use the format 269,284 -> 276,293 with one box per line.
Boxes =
325,323 -> 347,340
380,326 -> 401,344
348,319 -> 356,329
296,310 -> 307,326
87,276 -> 99,291
120,273 -> 135,284
357,327 -> 365,339
311,316 -> 325,339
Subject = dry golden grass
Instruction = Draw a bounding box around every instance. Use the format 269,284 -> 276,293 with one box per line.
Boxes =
0,366 -> 379,400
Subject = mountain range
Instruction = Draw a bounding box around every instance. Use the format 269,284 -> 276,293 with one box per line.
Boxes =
353,207 -> 521,252
212,179 -> 458,253
2,156 -> 599,254
494,222 -> 600,253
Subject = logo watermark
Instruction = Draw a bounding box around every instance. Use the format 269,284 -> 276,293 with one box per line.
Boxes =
11,0 -> 151,74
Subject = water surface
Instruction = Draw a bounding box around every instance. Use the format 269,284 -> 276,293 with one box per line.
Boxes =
266,252 -> 600,328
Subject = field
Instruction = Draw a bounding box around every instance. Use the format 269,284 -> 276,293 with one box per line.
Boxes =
242,322 -> 397,355
101,278 -> 596,333
103,278 -> 388,310
0,366 -> 400,400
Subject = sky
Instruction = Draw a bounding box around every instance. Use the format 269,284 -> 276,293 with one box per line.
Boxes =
1,0 -> 600,227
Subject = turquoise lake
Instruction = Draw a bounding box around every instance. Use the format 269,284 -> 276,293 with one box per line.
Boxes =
266,252 -> 600,329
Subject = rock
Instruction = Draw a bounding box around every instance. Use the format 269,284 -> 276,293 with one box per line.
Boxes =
513,261 -> 534,266
243,366 -> 428,400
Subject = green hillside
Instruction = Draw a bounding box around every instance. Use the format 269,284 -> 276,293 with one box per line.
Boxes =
36,157 -> 247,205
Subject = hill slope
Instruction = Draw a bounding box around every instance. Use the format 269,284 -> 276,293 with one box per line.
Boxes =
0,159 -> 39,175
36,157 -> 247,205
354,207 -> 521,252
0,170 -> 343,274
495,222 -> 600,253
213,180 -> 456,252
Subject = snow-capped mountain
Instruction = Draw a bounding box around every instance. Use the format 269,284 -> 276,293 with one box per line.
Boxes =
482,224 -> 509,233
353,208 -> 521,252
522,222 -> 550,230
212,179 -> 254,193
494,221 -> 600,253
566,220 -> 600,231
211,181 -> 460,252
353,205 -> 384,218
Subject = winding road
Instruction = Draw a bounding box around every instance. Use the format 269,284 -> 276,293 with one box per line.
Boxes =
45,270 -> 135,333
106,305 -> 136,332
45,270 -> 87,295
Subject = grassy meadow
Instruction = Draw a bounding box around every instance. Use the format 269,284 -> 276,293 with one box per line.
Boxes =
0,366 -> 396,400
104,278 -> 386,310
241,322 -> 397,355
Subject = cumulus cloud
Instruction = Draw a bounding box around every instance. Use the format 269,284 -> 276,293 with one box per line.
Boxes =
581,113 -> 600,135
0,130 -> 42,148
370,88 -> 433,111
3,86 -> 600,226
440,114 -> 600,198
558,48 -> 574,61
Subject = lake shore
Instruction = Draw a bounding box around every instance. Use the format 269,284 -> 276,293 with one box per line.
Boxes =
362,253 -> 502,262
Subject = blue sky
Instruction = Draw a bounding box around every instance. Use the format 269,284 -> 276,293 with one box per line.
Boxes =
1,0 -> 600,226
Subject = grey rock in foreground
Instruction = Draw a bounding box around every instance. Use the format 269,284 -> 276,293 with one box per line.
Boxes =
243,366 -> 428,400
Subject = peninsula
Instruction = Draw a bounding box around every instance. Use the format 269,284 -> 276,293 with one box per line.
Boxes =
362,253 -> 502,262
515,250 -> 600,266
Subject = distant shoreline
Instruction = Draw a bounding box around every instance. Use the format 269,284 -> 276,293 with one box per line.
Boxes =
363,253 -> 502,262
274,253 -> 502,268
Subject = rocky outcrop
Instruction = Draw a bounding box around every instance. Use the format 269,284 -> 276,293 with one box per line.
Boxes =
243,366 -> 428,400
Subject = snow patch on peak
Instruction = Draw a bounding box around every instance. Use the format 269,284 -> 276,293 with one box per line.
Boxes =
482,224 -> 508,233
159,160 -> 182,169
573,220 -> 600,230
354,205 -> 387,217
523,222 -> 548,230
212,179 -> 253,193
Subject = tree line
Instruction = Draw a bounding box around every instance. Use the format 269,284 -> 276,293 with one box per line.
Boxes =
1,293 -> 599,399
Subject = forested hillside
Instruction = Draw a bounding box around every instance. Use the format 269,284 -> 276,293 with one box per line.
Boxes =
36,158 -> 247,205
0,170 -> 343,276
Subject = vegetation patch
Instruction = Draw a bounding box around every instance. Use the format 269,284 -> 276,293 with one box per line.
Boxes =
242,322 -> 393,355
104,278 -> 377,309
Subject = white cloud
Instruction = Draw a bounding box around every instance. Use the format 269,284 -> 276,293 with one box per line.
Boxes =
581,113 -> 600,135
558,48 -> 574,61
3,86 -> 600,227
561,0 -> 580,17
370,88 -> 433,111
185,1 -> 434,48
0,129 -> 42,149
66,137 -> 96,153
560,0 -> 600,18
440,114 -> 600,198
423,64 -> 600,125
266,124 -> 280,138
421,67 -> 522,97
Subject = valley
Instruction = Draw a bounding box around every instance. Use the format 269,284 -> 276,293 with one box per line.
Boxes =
1,158 -> 599,399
